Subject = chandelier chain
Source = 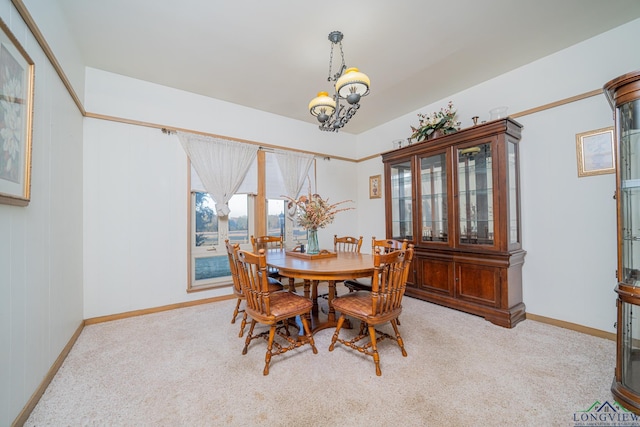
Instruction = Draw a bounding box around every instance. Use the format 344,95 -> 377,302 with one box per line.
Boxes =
327,43 -> 334,82
327,41 -> 346,83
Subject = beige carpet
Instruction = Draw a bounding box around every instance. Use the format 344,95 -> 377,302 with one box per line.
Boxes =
25,289 -> 618,427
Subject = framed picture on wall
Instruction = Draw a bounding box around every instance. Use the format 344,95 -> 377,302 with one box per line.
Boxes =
369,174 -> 381,199
0,18 -> 35,206
575,127 -> 615,178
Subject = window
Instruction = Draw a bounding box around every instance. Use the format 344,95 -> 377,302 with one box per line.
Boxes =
190,192 -> 252,288
267,199 -> 285,238
267,199 -> 308,244
186,145 -> 315,291
194,192 -> 218,247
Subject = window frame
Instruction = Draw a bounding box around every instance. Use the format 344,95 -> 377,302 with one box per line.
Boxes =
189,192 -> 255,290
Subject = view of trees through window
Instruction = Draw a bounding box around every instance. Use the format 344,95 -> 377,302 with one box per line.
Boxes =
195,192 -> 250,246
192,193 -> 308,285
194,192 -> 218,246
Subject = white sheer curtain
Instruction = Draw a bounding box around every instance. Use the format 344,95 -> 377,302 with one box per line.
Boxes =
177,131 -> 258,217
273,149 -> 315,200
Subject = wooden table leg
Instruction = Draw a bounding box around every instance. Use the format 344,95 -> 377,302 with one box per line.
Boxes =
304,280 -> 311,299
302,280 -> 312,326
311,280 -> 319,313
327,280 -> 336,323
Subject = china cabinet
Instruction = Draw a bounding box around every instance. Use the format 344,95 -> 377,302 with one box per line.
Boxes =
382,118 -> 526,328
605,70 -> 640,414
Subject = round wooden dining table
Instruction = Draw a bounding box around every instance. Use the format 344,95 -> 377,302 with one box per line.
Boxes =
265,250 -> 374,333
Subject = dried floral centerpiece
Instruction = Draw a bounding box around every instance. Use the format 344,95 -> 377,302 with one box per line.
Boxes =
410,101 -> 461,142
284,192 -> 353,254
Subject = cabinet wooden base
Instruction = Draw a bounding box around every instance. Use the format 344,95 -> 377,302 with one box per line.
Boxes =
405,289 -> 526,328
612,379 -> 640,415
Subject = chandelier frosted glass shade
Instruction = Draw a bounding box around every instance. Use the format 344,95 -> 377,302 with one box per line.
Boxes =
336,67 -> 370,104
309,91 -> 336,123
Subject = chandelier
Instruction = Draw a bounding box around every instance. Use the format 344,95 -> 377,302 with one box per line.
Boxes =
308,31 -> 371,132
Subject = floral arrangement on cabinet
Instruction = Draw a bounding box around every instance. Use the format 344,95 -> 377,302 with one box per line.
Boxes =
410,101 -> 461,142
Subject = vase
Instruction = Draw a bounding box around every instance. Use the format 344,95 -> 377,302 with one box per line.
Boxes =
427,130 -> 443,140
307,228 -> 320,255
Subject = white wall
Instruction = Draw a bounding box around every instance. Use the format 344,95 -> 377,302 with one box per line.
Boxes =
84,68 -> 358,160
354,18 -> 640,333
23,0 -> 86,103
83,119 -> 191,317
0,1 -> 84,425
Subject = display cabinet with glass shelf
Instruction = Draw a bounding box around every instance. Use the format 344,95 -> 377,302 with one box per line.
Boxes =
604,70 -> 640,415
389,160 -> 414,242
420,152 -> 448,243
382,118 -> 526,328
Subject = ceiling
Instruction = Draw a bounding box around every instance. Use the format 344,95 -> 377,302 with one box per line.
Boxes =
54,0 -> 640,134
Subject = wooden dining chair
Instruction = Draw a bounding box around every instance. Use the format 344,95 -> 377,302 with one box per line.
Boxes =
235,248 -> 318,375
250,235 -> 286,286
344,237 -> 409,292
334,235 -> 363,253
226,240 -> 284,337
329,245 -> 414,376
250,235 -> 284,251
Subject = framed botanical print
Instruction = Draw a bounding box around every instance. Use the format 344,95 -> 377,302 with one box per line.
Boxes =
0,18 -> 34,206
369,174 -> 381,199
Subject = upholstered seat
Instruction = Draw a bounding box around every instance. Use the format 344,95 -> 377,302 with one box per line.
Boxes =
329,245 -> 414,376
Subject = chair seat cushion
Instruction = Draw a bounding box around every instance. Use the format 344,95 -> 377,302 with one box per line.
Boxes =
333,291 -> 402,323
269,291 -> 313,318
332,291 -> 372,317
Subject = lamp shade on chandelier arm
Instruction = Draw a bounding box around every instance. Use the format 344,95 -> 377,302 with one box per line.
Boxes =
336,67 -> 370,104
309,91 -> 336,123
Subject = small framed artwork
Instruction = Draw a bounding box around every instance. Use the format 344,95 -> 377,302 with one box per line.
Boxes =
575,127 -> 615,178
369,174 -> 381,199
0,18 -> 35,206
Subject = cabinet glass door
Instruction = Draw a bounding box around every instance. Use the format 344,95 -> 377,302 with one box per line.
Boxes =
508,141 -> 520,245
420,153 -> 447,242
457,143 -> 494,245
620,98 -> 640,285
615,97 -> 640,407
390,161 -> 413,241
621,300 -> 640,395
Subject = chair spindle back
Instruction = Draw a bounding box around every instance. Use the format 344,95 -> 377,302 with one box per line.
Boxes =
225,240 -> 242,296
334,235 -> 363,253
370,246 -> 414,317
236,249 -> 272,317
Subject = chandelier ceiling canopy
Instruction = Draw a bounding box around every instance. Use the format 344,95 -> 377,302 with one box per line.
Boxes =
308,31 -> 370,132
